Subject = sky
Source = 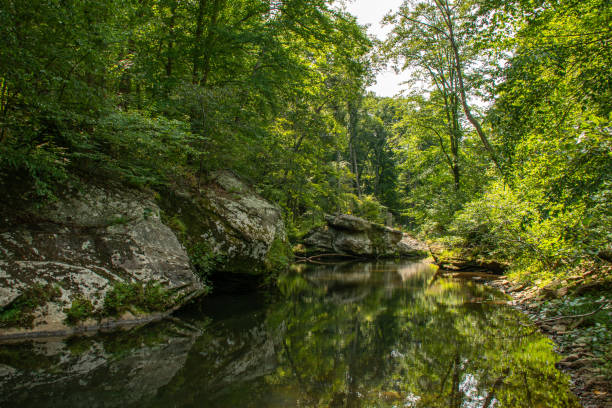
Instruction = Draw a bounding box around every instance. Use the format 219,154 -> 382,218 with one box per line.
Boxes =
341,0 -> 412,97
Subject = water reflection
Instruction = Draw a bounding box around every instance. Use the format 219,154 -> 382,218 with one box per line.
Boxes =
0,320 -> 203,407
0,259 -> 580,407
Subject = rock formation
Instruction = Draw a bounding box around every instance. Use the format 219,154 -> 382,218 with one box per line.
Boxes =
0,171 -> 291,337
303,214 -> 426,258
158,170 -> 291,275
0,183 -> 204,338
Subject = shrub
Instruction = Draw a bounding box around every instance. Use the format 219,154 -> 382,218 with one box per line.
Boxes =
265,237 -> 294,274
449,175 -> 612,283
187,242 -> 224,285
103,281 -> 172,316
65,297 -> 94,325
0,284 -> 61,328
343,193 -> 386,224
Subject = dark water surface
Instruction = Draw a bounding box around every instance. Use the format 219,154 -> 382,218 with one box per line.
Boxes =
0,259 -> 580,407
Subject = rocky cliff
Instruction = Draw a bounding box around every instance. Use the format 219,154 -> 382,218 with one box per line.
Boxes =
0,183 -> 204,338
159,170 -> 290,276
0,171 -> 290,338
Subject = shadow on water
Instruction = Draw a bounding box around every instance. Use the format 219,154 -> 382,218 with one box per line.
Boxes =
0,259 -> 580,407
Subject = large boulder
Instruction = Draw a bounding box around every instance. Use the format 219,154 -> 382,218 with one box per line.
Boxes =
0,171 -> 291,338
304,214 -> 426,258
0,183 -> 204,338
325,214 -> 371,231
158,170 -> 291,276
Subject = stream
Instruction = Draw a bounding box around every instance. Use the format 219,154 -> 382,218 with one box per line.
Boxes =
0,259 -> 580,407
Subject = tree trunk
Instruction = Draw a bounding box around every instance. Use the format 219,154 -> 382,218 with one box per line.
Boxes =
165,2 -> 178,79
192,0 -> 206,83
435,0 -> 505,178
348,100 -> 362,197
450,94 -> 461,190
0,79 -> 8,142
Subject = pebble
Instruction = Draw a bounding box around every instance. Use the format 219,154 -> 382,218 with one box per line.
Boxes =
486,278 -> 612,408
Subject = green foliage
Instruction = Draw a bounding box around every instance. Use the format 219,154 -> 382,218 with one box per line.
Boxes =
103,283 -> 140,316
284,212 -> 326,244
390,95 -> 492,234
166,215 -> 188,238
0,0 -> 373,212
187,242 -> 224,286
84,111 -> 196,188
0,141 -> 69,201
143,207 -> 153,220
449,172 -> 610,281
380,0 -> 611,285
449,181 -> 536,261
265,237 -> 294,274
107,216 -> 130,226
0,284 -> 61,328
103,281 -> 172,316
0,0 -> 117,198
476,0 -> 611,280
343,193 -> 386,224
64,297 -> 94,325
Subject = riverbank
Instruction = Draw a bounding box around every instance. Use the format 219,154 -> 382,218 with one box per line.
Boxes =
487,277 -> 612,408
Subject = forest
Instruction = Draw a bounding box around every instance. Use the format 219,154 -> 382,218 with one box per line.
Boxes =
2,0 -> 609,289
0,0 -> 610,405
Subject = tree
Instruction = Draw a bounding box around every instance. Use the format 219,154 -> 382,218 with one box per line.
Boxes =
383,0 -> 505,176
0,0 -> 122,197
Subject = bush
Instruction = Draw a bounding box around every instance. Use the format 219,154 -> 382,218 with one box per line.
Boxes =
83,111 -> 196,188
0,141 -> 69,201
449,175 -> 612,283
343,193 -> 386,224
265,237 -> 294,274
65,297 -> 94,325
449,181 -> 536,261
0,284 -> 61,328
187,242 -> 224,288
103,281 -> 172,316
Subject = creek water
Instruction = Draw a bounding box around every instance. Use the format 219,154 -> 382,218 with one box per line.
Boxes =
0,259 -> 580,407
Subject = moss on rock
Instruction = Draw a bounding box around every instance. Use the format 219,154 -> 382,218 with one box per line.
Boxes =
0,284 -> 61,328
64,297 -> 94,325
156,171 -> 289,281
103,282 -> 173,316
265,237 -> 294,274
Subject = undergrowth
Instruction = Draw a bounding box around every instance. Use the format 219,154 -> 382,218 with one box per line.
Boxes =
0,284 -> 61,328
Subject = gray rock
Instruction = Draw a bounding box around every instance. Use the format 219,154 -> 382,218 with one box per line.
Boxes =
0,184 -> 203,337
325,214 -> 371,231
303,214 -> 426,258
333,231 -> 373,255
205,171 -> 286,260
0,170 -> 290,337
159,170 -> 290,274
397,235 -> 428,257
303,227 -> 334,251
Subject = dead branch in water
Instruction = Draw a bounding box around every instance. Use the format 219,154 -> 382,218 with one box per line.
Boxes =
295,253 -> 366,264
426,242 -> 440,265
